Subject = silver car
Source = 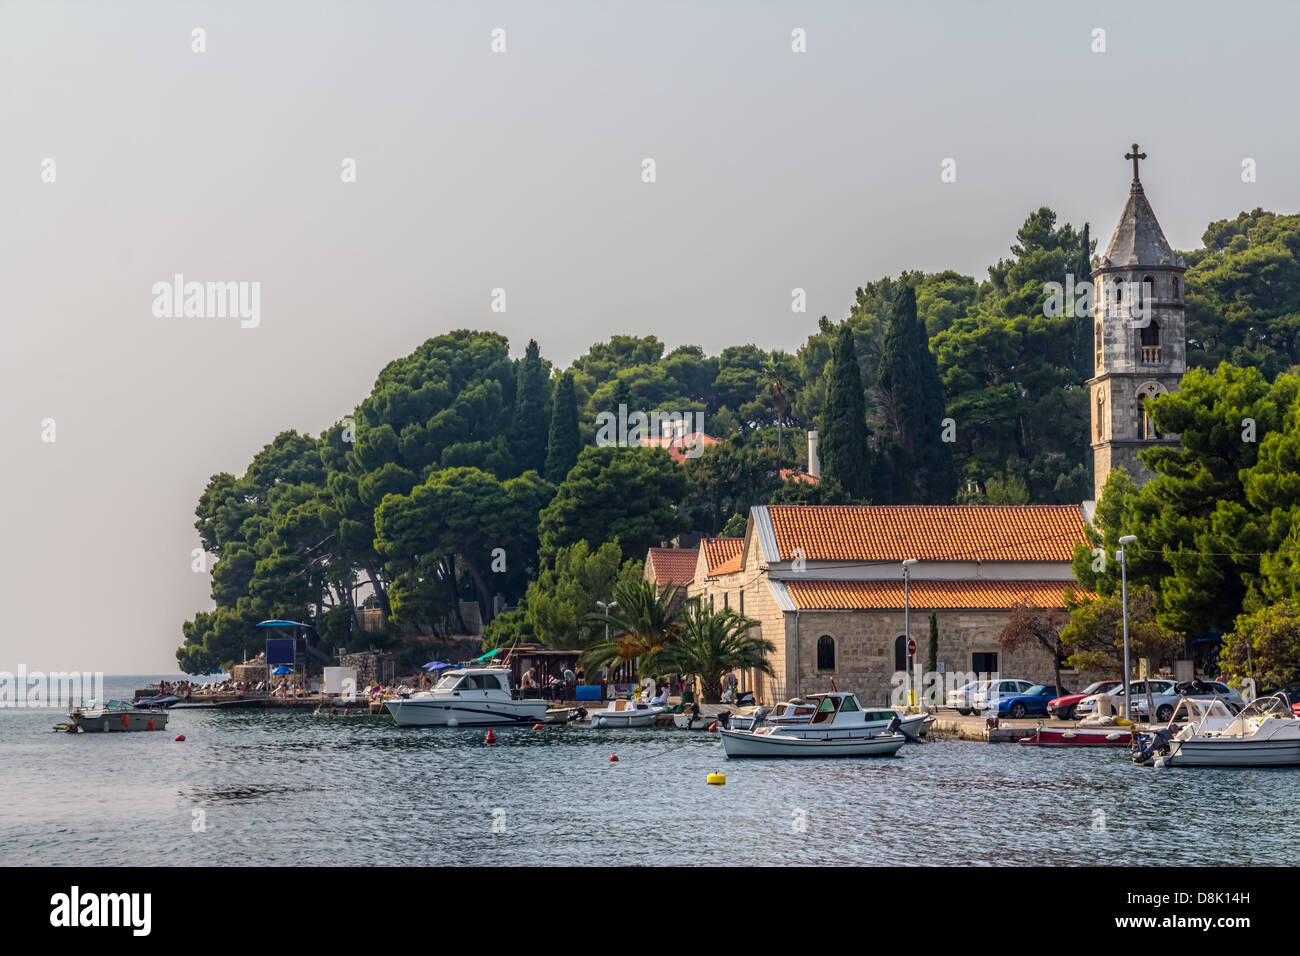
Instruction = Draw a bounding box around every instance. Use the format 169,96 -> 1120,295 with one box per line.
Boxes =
1074,679 -> 1176,717
1146,681 -> 1245,722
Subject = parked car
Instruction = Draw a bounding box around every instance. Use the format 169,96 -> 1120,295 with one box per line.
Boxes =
946,680 -> 993,715
1074,679 -> 1176,718
1278,684 -> 1300,717
1146,680 -> 1245,722
971,679 -> 1037,712
993,684 -> 1071,719
1048,680 -> 1121,721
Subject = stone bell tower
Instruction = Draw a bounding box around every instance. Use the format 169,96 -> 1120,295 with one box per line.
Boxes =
1088,144 -> 1186,502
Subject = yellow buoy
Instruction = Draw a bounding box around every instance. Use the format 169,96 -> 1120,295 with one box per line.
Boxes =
706,772 -> 726,785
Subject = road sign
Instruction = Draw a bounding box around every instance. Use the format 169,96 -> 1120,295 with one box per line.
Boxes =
907,639 -> 916,657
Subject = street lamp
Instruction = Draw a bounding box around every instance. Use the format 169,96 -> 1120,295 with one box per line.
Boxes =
595,600 -> 618,643
903,559 -> 919,709
1118,535 -> 1137,720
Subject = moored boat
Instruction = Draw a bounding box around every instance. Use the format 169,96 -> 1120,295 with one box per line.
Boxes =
384,667 -> 548,728
719,692 -> 906,758
756,698 -> 931,741
586,698 -> 664,728
1018,724 -> 1133,746
67,700 -> 170,733
1134,694 -> 1300,767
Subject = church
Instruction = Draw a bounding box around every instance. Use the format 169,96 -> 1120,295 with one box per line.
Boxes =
644,146 -> 1185,707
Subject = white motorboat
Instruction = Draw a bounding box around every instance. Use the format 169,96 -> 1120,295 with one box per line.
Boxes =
384,668 -> 548,728
67,700 -> 170,733
673,710 -> 714,730
755,698 -> 931,742
1134,694 -> 1300,767
719,692 -> 906,758
586,698 -> 664,728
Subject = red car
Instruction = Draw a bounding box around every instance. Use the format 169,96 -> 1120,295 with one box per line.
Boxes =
1047,680 -> 1121,721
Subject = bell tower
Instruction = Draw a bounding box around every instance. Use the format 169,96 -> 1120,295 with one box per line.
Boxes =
1088,144 -> 1186,502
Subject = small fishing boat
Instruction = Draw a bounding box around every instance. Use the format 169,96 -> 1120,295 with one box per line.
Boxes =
1134,694 -> 1300,767
719,692 -> 906,758
587,698 -> 664,728
756,698 -> 932,741
384,667 -> 548,727
673,710 -> 714,731
67,700 -> 170,733
1018,724 -> 1133,747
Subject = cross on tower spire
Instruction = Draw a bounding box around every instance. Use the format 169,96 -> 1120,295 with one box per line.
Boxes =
1125,143 -> 1147,185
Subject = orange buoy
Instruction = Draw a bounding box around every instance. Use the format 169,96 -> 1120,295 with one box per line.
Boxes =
174,734 -> 185,741
707,720 -> 718,733
609,754 -> 619,762
485,729 -> 496,744
122,714 -> 129,728
147,719 -> 155,731
532,723 -> 544,730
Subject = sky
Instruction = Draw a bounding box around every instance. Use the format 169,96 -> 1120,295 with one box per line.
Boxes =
3,0 -> 1299,672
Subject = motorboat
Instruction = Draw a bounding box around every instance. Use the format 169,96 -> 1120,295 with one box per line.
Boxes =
1018,724 -> 1133,747
719,692 -> 906,758
66,700 -> 170,733
1134,694 -> 1300,767
587,698 -> 664,728
756,698 -> 932,741
134,694 -> 180,709
673,709 -> 714,731
384,668 -> 548,728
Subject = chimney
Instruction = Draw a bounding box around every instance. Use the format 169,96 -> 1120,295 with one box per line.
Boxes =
807,430 -> 820,479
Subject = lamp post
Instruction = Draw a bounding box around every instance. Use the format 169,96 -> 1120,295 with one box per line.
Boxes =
596,600 -> 618,681
903,559 -> 919,709
1118,535 -> 1137,720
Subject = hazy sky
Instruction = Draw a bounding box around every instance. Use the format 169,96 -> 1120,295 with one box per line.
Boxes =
4,0 -> 1299,672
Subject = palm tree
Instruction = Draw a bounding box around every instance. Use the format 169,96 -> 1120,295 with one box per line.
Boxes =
763,352 -> 797,457
649,603 -> 775,703
578,578 -> 689,679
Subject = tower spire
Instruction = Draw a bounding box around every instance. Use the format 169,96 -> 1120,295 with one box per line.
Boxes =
1124,143 -> 1147,186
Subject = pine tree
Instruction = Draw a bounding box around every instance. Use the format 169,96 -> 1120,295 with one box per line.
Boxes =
820,325 -> 872,499
876,284 -> 956,503
544,371 -> 582,484
511,339 -> 551,474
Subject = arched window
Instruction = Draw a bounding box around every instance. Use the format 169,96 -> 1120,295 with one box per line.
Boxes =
1137,382 -> 1166,439
1140,318 -> 1161,363
1172,276 -> 1180,299
816,636 -> 835,672
1095,322 -> 1103,372
894,635 -> 908,672
1142,275 -> 1155,305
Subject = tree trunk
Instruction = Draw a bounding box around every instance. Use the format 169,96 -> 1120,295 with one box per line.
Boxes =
365,563 -> 391,617
702,676 -> 723,704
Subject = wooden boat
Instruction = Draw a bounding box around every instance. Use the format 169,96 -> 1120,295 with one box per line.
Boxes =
1018,724 -> 1133,746
756,698 -> 932,742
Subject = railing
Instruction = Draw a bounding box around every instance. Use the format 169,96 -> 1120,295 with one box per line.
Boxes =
1140,346 -> 1162,363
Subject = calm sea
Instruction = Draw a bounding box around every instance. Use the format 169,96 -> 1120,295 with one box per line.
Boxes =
1,675 -> 1292,866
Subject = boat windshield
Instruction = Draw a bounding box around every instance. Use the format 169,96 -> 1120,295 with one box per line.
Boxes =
1170,696 -> 1235,726
1234,694 -> 1293,722
433,674 -> 463,691
810,696 -> 840,724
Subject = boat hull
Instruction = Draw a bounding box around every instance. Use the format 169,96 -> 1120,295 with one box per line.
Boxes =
1167,737 -> 1300,766
719,729 -> 906,758
69,710 -> 169,732
384,698 -> 548,727
673,714 -> 714,731
589,710 -> 661,728
1019,726 -> 1132,747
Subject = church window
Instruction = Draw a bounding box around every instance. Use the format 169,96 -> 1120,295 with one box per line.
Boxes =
1172,276 -> 1180,299
816,635 -> 835,671
1142,275 -> 1155,305
1140,319 -> 1161,363
894,634 -> 908,672
1095,322 -> 1103,371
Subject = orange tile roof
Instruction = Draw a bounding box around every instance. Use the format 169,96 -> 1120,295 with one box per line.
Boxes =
766,505 -> 1086,563
784,579 -> 1085,611
646,548 -> 697,588
779,468 -> 820,485
701,537 -> 743,576
638,433 -> 720,463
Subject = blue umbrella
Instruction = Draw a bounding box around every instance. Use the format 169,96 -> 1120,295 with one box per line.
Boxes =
272,665 -> 293,675
422,661 -> 452,672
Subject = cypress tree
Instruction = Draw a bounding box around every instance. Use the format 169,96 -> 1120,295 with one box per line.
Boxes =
512,339 -> 551,474
820,325 -> 872,499
927,610 -> 939,674
877,284 -> 956,503
544,371 -> 582,484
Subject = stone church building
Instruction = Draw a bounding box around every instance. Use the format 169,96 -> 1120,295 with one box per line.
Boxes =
639,146 -> 1184,706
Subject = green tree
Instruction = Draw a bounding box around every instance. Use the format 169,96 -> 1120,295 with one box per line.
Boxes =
544,371 -> 582,483
521,541 -> 643,649
820,324 -> 874,499
998,600 -> 1067,694
1219,602 -> 1300,690
578,578 -> 688,676
877,283 -> 956,503
649,604 -> 774,703
537,446 -> 689,565
511,339 -> 552,474
926,611 -> 939,674
1059,586 -> 1184,675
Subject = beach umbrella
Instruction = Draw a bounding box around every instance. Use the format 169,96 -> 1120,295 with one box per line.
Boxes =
422,661 -> 452,671
272,665 -> 293,675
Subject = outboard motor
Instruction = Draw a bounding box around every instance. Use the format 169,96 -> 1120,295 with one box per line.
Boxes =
735,690 -> 756,707
1135,727 -> 1175,763
571,707 -> 588,723
716,710 -> 732,730
885,715 -> 902,735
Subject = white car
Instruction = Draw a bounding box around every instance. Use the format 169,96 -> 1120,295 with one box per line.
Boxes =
972,679 -> 1037,712
1146,680 -> 1245,722
1074,679 -> 1175,718
946,680 -> 992,715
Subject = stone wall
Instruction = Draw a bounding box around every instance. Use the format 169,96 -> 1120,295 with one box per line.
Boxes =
339,651 -> 395,687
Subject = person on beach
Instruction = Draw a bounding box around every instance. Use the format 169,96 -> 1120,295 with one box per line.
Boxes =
521,668 -> 538,689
